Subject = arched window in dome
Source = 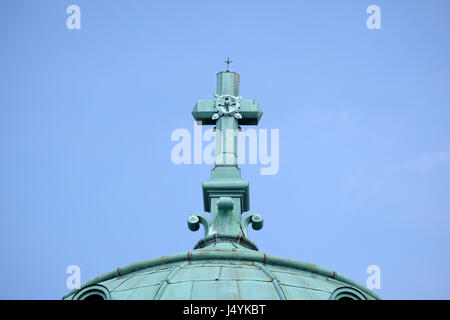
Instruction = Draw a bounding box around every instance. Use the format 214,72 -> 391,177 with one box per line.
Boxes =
330,287 -> 367,300
73,285 -> 110,300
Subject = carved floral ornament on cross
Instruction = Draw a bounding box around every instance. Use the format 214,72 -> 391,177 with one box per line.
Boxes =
212,94 -> 243,120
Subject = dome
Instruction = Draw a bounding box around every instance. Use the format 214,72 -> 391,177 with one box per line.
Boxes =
63,67 -> 380,300
63,243 -> 379,300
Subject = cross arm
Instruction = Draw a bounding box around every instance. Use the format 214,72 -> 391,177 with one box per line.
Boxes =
192,99 -> 263,125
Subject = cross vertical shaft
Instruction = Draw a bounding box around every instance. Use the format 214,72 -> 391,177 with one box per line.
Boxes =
215,72 -> 239,166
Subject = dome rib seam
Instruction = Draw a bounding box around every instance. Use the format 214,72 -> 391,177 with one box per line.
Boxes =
254,262 -> 287,300
153,262 -> 188,300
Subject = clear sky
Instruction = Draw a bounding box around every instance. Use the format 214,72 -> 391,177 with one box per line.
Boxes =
1,0 -> 449,299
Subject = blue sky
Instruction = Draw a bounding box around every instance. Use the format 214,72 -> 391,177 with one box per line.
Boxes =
1,0 -> 449,299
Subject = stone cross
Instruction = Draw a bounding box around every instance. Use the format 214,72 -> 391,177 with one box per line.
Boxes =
189,64 -> 264,250
192,69 -> 263,167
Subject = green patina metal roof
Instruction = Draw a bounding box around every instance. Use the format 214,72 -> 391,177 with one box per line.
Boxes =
63,243 -> 380,300
63,63 -> 381,300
